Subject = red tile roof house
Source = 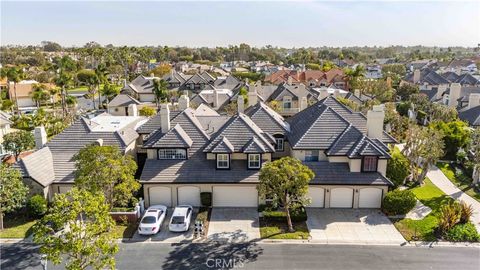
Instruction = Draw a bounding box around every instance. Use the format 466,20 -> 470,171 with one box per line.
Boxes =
265,69 -> 348,90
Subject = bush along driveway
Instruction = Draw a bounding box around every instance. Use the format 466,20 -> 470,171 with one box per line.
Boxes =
259,208 -> 309,240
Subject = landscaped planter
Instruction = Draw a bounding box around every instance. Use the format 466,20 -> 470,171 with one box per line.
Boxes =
109,199 -> 145,223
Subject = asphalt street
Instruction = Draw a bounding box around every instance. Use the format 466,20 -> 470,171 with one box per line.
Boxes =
1,242 -> 479,270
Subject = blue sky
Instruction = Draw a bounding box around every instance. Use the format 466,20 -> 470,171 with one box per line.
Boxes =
1,1 -> 479,47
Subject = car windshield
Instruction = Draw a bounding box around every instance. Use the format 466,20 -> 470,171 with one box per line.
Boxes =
141,216 -> 157,224
171,216 -> 185,224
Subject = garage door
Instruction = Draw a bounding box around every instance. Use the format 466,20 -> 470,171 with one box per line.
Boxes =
307,187 -> 325,207
213,186 -> 258,207
149,186 -> 172,207
330,188 -> 353,208
178,186 -> 201,206
359,188 -> 383,208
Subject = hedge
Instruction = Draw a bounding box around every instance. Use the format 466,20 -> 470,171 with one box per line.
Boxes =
382,189 -> 416,216
444,223 -> 480,242
386,147 -> 410,187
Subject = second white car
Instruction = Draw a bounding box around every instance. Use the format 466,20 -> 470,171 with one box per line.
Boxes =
168,205 -> 193,232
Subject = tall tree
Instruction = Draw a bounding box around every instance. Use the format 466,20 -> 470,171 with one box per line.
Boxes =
33,188 -> 118,270
73,145 -> 139,207
94,63 -> 109,109
429,120 -> 470,160
258,157 -> 314,232
469,128 -> 480,185
77,69 -> 100,110
152,78 -> 168,109
0,66 -> 25,115
344,65 -> 365,90
2,130 -> 35,161
31,83 -> 50,108
0,164 -> 28,230
403,125 -> 445,184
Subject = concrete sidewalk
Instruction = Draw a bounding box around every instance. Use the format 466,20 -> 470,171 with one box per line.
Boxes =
427,166 -> 480,232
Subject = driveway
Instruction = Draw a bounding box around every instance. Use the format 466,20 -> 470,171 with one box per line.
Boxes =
306,209 -> 406,244
131,208 -> 197,243
207,207 -> 260,243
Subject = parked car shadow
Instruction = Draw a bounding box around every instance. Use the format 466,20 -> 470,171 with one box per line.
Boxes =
162,240 -> 264,270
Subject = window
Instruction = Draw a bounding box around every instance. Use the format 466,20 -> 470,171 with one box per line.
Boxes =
283,96 -> 292,109
216,154 -> 229,169
362,156 -> 378,172
158,149 -> 187,160
248,154 -> 261,169
275,137 -> 284,151
305,150 -> 319,162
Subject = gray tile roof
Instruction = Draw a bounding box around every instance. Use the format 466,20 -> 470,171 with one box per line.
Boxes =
307,161 -> 393,186
459,105 -> 480,127
211,137 -> 235,153
405,68 -> 450,85
136,110 -> 182,135
267,83 -> 310,101
16,147 -> 55,187
244,101 -> 290,136
126,75 -> 159,94
108,94 -> 140,107
143,124 -> 193,148
203,113 -> 275,153
243,137 -> 268,153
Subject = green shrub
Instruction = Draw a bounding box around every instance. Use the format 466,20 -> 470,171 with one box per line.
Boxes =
382,189 -> 416,215
386,147 -> 410,187
445,223 -> 480,242
200,192 -> 212,207
262,207 -> 307,222
139,106 -> 156,117
438,201 -> 461,234
459,202 -> 474,224
27,195 -> 48,217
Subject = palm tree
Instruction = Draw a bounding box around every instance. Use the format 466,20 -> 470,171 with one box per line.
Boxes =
95,64 -> 109,109
48,87 -> 60,113
1,67 -> 24,115
31,83 -> 49,108
65,95 -> 77,115
55,72 -> 73,117
344,65 -> 365,91
152,78 -> 168,109
101,82 -> 120,104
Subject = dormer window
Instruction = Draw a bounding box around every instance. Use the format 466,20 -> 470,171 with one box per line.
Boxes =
274,134 -> 284,152
283,96 -> 292,109
216,154 -> 230,169
305,150 -> 319,162
158,149 -> 187,160
248,154 -> 261,169
362,156 -> 378,172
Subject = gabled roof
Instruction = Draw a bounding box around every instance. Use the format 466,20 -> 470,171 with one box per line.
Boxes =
459,105 -> 480,127
203,113 -> 274,153
348,136 -> 390,158
137,110 -> 182,135
211,137 -> 234,153
16,147 -> 55,187
243,137 -> 268,153
405,68 -> 450,85
127,75 -> 159,94
195,103 -> 220,116
455,73 -> 480,85
108,94 -> 141,107
244,101 -> 290,136
143,124 -> 193,148
267,83 -> 310,101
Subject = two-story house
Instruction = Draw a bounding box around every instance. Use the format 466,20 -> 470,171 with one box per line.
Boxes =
139,95 -> 396,209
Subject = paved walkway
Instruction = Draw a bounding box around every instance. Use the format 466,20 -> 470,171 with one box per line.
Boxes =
405,200 -> 432,220
427,166 -> 480,232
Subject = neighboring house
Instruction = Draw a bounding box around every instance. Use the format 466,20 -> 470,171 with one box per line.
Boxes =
121,75 -> 157,103
406,59 -> 436,72
365,65 -> 383,79
0,110 -> 14,157
264,69 -> 347,90
438,59 -> 478,74
15,114 -> 146,200
8,80 -> 39,108
138,95 -> 396,209
441,72 -> 479,86
458,93 -> 480,127
403,68 -> 450,91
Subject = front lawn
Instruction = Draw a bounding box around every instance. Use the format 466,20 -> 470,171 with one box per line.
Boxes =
259,210 -> 310,240
0,215 -> 37,239
393,178 -> 455,241
437,162 -> 480,202
112,222 -> 137,239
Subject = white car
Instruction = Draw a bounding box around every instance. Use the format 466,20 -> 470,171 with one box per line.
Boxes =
169,205 -> 193,232
138,205 -> 167,235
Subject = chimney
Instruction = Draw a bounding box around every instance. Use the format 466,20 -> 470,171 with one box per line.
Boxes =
34,126 -> 47,150
178,94 -> 190,110
319,88 -> 329,100
122,79 -> 127,88
468,93 -> 480,109
237,95 -> 245,113
333,89 -> 340,97
150,73 -> 154,77
354,89 -> 361,98
413,69 -> 421,84
448,83 -> 461,108
300,96 -> 308,111
248,85 -> 258,107
287,76 -> 293,85
160,103 -> 170,133
213,88 -> 219,108
127,104 -> 138,117
366,105 -> 385,139
437,84 -> 447,99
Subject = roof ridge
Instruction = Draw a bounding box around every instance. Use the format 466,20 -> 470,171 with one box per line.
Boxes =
237,113 -> 275,152
291,105 -> 329,148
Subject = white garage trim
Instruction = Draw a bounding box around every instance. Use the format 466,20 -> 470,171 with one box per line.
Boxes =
213,186 -> 258,207
358,188 -> 383,208
177,186 -> 201,207
330,188 -> 354,208
149,186 -> 172,207
307,187 -> 325,208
